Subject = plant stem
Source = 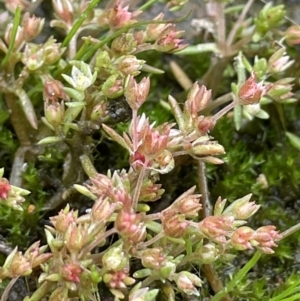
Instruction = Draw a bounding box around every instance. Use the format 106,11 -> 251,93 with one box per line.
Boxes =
206,92 -> 233,113
132,162 -> 148,211
280,222 -> 300,240
1,6 -> 21,67
216,2 -> 226,46
144,212 -> 161,221
138,231 -> 164,249
132,109 -> 138,151
138,0 -> 159,11
197,161 -> 230,301
210,251 -> 261,301
1,277 -> 19,301
197,161 -> 212,219
212,101 -> 236,122
226,0 -> 255,46
203,264 -> 231,301
84,227 -> 117,254
62,0 -> 101,48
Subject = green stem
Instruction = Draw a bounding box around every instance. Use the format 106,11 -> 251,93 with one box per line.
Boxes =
280,222 -> 300,240
84,227 -> 117,254
79,12 -> 191,63
61,0 -> 101,48
137,231 -> 164,249
144,212 -> 161,221
226,0 -> 255,46
1,277 -> 19,301
210,251 -> 261,301
132,162 -> 148,211
212,101 -> 236,122
206,92 -> 233,113
54,12 -> 190,78
216,2 -> 226,45
138,0 -> 159,11
1,6 -> 21,67
176,43 -> 219,55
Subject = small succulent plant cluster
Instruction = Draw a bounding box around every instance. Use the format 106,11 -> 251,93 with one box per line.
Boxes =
0,0 -> 299,300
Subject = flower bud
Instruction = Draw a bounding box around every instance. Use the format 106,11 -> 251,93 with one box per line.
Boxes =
145,13 -> 168,41
185,83 -> 211,117
267,48 -> 294,74
22,13 -> 44,41
95,51 -> 111,71
111,33 -> 137,55
214,196 -> 227,215
172,190 -> 202,217
4,24 -> 24,50
125,76 -> 150,110
5,0 -> 29,12
117,55 -> 145,76
222,194 -> 260,220
22,45 -> 44,70
141,248 -> 166,269
231,226 -> 255,251
285,25 -> 300,46
115,210 -> 142,237
64,223 -> 87,254
155,24 -> 187,53
161,210 -> 188,238
1,248 -> 32,278
102,244 -> 127,271
197,116 -> 216,133
267,78 -> 295,103
43,79 -> 69,103
238,73 -> 272,105
102,74 -> 124,98
52,0 -> 74,24
88,174 -> 114,198
61,262 -> 83,283
197,243 -> 219,264
0,177 -> 11,199
129,285 -> 159,301
24,241 -> 52,268
104,270 -> 133,289
139,179 -> 164,202
198,215 -> 234,243
251,225 -> 282,254
91,197 -> 113,222
50,205 -> 78,233
44,101 -> 65,126
43,42 -> 65,65
107,1 -> 137,30
140,127 -> 169,158
175,271 -> 202,296
90,102 -> 108,122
